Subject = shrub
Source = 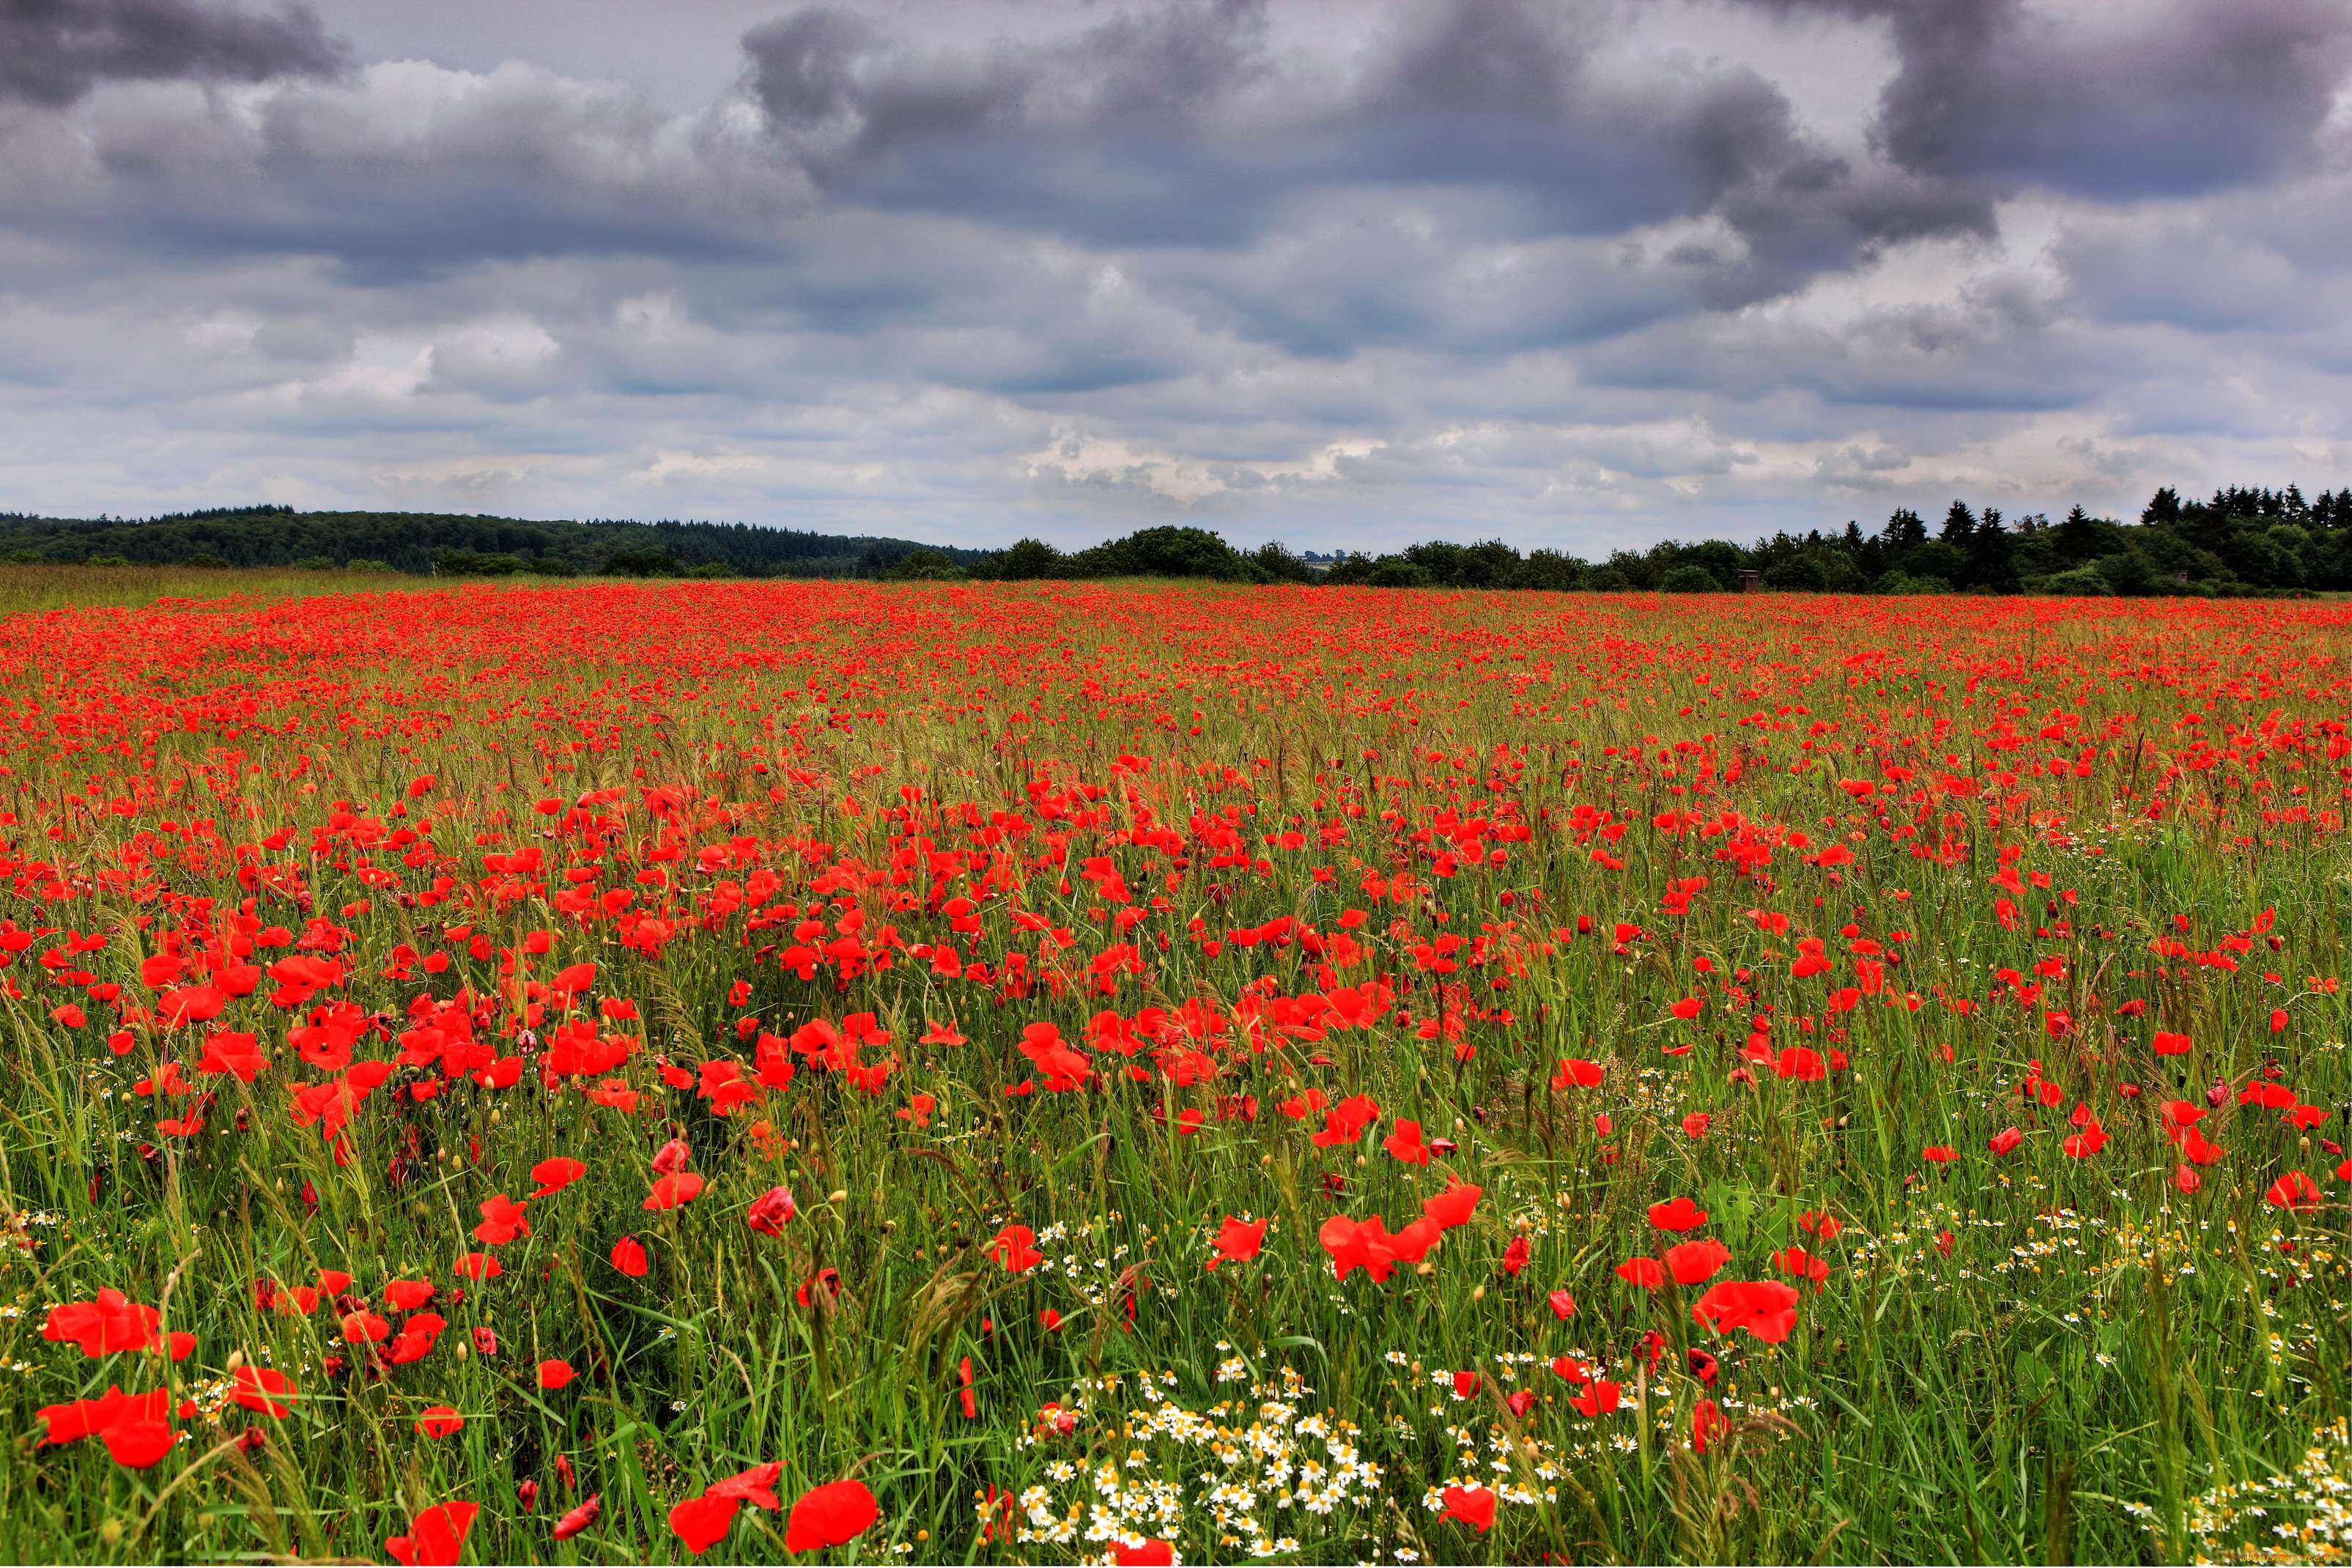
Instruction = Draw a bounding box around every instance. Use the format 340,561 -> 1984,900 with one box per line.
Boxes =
991,539 -> 1062,580
1365,559 -> 1434,588
2038,564 -> 2115,597
884,550 -> 968,583
603,549 -> 681,578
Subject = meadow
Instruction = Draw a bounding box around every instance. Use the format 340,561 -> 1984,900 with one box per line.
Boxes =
0,571 -> 2343,1566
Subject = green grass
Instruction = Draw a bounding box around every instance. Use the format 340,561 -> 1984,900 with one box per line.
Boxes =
0,580 -> 2341,1565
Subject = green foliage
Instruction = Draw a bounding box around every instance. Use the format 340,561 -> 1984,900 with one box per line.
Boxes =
602,549 -> 681,578
0,509 -> 994,580
1364,558 -> 1435,588
883,549 -> 968,583
2039,563 -> 2116,597
1762,555 -> 1829,592
435,550 -> 532,577
1658,563 -> 1722,593
1249,541 -> 1317,584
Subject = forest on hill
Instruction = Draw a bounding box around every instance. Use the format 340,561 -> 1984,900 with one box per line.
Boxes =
0,507 -> 994,580
0,484 -> 2344,595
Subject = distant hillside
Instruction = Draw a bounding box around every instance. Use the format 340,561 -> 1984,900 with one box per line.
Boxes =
0,506 -> 994,578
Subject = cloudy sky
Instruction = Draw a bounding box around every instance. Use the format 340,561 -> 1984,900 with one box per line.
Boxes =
2,0 -> 2349,554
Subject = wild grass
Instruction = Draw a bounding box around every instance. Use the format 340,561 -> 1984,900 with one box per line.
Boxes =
0,579 -> 2341,1566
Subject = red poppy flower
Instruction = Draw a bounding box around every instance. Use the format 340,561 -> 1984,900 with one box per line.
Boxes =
1547,1288 -> 1576,1319
386,1501 -> 478,1568
530,1156 -> 587,1198
537,1358 -> 577,1390
1648,1196 -> 1708,1232
1320,1215 -> 1399,1283
414,1406 -> 465,1438
1550,1057 -> 1603,1089
102,1419 -> 177,1468
451,1253 -> 503,1281
158,985 -> 227,1025
1208,1215 -> 1267,1270
742,1184 -> 795,1235
1693,1398 -> 1730,1454
783,1479 -> 880,1554
1381,1118 -> 1432,1165
2266,1171 -> 2323,1212
385,1279 -> 434,1310
1441,1485 -> 1498,1533
473,1194 -> 530,1245
1421,1181 -> 1482,1229
1986,1126 -> 2024,1156
1922,1145 -> 1956,1163
2062,1122 -> 2108,1158
989,1224 -> 1044,1273
43,1288 -> 163,1356
1771,1246 -> 1831,1286
552,1495 -> 602,1542
1569,1380 -> 1621,1416
1452,1370 -> 1482,1399
611,1236 -> 649,1276
1501,1235 -> 1531,1276
232,1367 -> 297,1419
2174,1164 -> 2200,1195
1614,1257 -> 1665,1289
1682,1112 -> 1712,1139
1774,1046 -> 1825,1081
1692,1279 -> 1802,1343
709,1461 -> 784,1510
643,1172 -> 706,1210
38,1386 -> 168,1449
2152,1030 -> 2192,1055
1111,1542 -> 1175,1567
1665,1238 -> 1731,1286
341,1311 -> 391,1345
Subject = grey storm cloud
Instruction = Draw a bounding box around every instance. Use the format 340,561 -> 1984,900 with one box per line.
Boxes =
1771,0 -> 2352,200
0,0 -> 349,106
737,0 -> 2005,304
0,0 -> 2348,547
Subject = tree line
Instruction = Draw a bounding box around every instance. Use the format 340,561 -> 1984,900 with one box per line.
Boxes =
0,509 -> 994,580
977,485 -> 2352,595
1,485 -> 2345,594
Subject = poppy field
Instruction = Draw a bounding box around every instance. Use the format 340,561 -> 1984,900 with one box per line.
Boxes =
0,577 -> 2345,1566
